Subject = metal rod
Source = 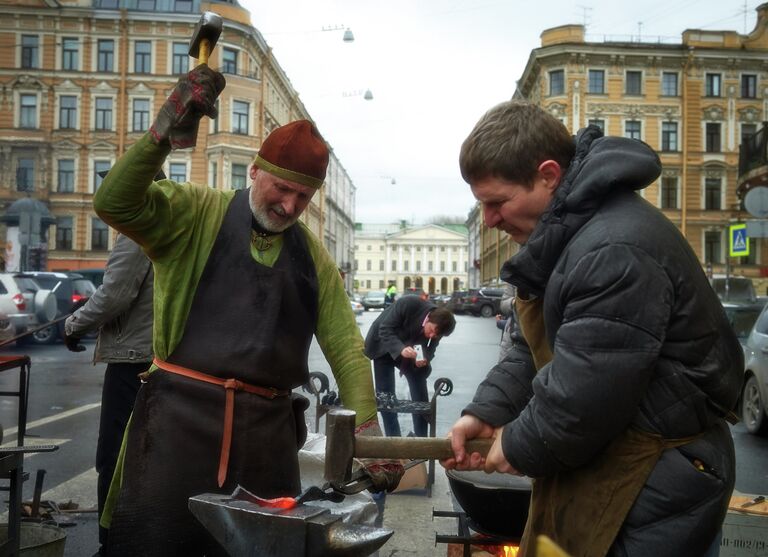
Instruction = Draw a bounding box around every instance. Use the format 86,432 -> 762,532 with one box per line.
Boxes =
0,314 -> 73,348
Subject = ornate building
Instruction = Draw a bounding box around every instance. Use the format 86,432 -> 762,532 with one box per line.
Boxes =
473,5 -> 768,290
354,222 -> 468,295
0,0 -> 357,283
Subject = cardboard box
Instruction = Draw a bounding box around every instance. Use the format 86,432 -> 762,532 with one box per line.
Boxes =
719,508 -> 768,556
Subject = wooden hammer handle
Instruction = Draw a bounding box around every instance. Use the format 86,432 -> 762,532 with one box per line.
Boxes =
198,38 -> 210,66
355,436 -> 494,460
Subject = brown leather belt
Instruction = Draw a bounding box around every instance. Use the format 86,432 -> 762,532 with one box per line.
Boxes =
153,358 -> 290,488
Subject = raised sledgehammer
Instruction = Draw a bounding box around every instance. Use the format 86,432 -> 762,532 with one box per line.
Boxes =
189,11 -> 223,66
324,408 -> 494,486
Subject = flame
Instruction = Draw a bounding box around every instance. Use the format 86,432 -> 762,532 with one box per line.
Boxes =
502,546 -> 519,557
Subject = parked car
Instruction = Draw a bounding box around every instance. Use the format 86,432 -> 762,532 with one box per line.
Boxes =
447,291 -> 468,314
722,301 -> 765,347
69,268 -> 105,288
0,310 -> 16,348
0,273 -> 56,339
741,302 -> 768,435
18,272 -> 97,345
710,275 -> 757,303
401,288 -> 428,300
362,290 -> 387,311
348,292 -> 364,317
463,287 -> 505,318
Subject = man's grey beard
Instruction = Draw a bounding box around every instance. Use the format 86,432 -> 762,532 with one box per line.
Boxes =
249,192 -> 294,233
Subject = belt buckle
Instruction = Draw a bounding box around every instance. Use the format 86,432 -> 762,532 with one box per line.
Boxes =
267,387 -> 279,399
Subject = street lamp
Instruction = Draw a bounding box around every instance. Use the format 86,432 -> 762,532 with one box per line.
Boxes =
342,88 -> 374,101
322,24 -> 355,43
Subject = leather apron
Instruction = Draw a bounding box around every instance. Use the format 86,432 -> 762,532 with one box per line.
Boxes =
107,190 -> 319,557
514,296 -> 696,557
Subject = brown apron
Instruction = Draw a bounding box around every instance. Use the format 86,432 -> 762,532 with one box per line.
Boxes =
513,297 -> 697,557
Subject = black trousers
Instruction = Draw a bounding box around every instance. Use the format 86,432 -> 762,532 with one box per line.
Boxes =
97,361 -> 146,549
372,356 -> 429,437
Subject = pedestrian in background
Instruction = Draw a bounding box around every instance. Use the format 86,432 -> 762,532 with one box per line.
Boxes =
64,232 -> 154,557
365,295 -> 455,437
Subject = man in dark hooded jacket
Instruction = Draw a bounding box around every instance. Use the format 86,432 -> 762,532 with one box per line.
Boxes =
441,100 -> 743,557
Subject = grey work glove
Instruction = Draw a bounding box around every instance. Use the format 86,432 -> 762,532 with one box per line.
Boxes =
355,420 -> 405,493
149,64 -> 226,150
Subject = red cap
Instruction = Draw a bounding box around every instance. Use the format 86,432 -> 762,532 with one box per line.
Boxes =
253,120 -> 329,188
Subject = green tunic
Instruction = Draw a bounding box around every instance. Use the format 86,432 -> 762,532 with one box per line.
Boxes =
94,133 -> 377,525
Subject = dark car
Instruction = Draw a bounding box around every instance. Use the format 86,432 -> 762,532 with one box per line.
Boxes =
71,268 -> 106,288
447,291 -> 468,314
19,272 -> 97,344
463,287 -> 504,318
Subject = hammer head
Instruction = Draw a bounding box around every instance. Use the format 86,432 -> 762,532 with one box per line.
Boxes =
323,409 -> 357,486
189,11 -> 223,59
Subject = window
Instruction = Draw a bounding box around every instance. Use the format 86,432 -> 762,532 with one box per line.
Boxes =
379,280 -> 385,289
428,261 -> 433,271
625,120 -> 641,140
549,69 -> 564,96
132,99 -> 150,132
366,260 -> 372,271
95,97 -> 113,131
58,159 -> 75,193
91,218 -> 109,251
135,41 -> 151,73
20,94 -> 37,128
56,217 -> 73,250
661,72 -> 678,96
21,35 -> 38,69
661,122 -> 678,151
416,261 -> 421,271
16,158 -> 34,192
97,39 -> 114,72
94,160 -> 111,191
404,260 -> 409,271
391,260 -> 396,271
210,161 -> 217,188
137,0 -> 155,9
588,119 -> 604,131
170,163 -> 186,182
705,123 -> 721,153
626,71 -> 642,95
212,100 -> 219,133
172,43 -> 188,74
587,70 -> 604,94
705,73 -> 721,97
231,163 -> 247,190
742,123 -> 758,146
97,0 -> 118,6
741,74 -> 757,99
705,177 -> 721,210
452,261 -> 458,272
705,230 -> 722,264
174,0 -> 192,11
223,48 -> 237,74
59,95 -> 77,129
232,100 -> 249,134
379,260 -> 384,271
661,176 -> 677,209
62,38 -> 78,70
440,261 -> 446,272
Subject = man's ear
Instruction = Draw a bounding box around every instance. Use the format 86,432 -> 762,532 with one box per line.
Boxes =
249,165 -> 259,180
537,160 -> 562,192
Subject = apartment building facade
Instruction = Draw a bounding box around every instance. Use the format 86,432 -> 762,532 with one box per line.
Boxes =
354,222 -> 468,295
473,5 -> 768,289
0,0 -> 357,283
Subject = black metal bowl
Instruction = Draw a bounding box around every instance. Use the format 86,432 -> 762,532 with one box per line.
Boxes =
446,469 -> 532,538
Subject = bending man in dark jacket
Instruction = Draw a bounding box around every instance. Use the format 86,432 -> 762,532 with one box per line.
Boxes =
364,296 -> 455,436
442,101 -> 743,557
64,233 -> 153,556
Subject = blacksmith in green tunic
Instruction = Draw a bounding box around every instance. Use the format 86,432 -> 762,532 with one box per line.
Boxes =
94,65 -> 402,556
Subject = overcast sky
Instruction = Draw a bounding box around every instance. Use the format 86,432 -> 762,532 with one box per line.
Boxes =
239,0 -> 760,225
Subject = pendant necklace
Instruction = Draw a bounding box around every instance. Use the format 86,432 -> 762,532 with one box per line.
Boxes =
251,230 -> 274,251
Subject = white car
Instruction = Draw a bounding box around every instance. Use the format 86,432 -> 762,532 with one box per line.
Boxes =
350,300 -> 364,317
0,273 -> 56,339
742,303 -> 768,435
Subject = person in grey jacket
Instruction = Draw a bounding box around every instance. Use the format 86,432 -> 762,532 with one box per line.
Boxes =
64,233 -> 153,556
442,101 -> 742,557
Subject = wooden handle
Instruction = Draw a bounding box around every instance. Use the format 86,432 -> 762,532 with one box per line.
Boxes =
199,38 -> 210,65
355,436 -> 494,460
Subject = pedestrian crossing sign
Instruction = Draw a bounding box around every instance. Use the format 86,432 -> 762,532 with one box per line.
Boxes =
729,224 -> 749,257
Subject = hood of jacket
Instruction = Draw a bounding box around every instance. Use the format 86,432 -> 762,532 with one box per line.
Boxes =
501,127 -> 661,297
